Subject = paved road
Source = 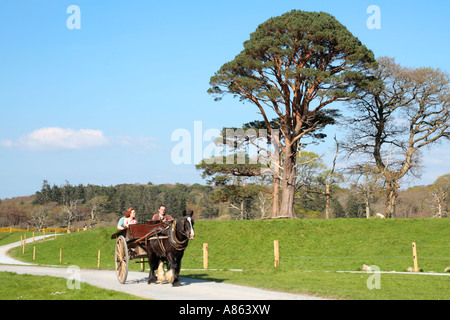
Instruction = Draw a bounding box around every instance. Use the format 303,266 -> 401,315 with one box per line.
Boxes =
0,237 -> 325,300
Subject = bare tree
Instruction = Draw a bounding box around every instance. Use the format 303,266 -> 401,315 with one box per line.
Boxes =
61,199 -> 82,233
30,206 -> 49,231
429,174 -> 450,218
347,165 -> 383,218
343,57 -> 450,217
431,189 -> 447,218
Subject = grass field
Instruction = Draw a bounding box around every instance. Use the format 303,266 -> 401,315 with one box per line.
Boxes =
0,271 -> 144,300
5,218 -> 450,300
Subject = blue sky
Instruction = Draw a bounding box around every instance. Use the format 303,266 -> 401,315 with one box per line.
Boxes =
0,0 -> 449,198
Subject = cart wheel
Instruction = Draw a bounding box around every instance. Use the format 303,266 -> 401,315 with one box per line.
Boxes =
115,236 -> 129,284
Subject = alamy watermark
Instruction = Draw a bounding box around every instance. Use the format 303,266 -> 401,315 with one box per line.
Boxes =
171,121 -> 280,171
366,265 -> 381,290
66,265 -> 81,289
367,5 -> 381,30
67,5 -> 81,30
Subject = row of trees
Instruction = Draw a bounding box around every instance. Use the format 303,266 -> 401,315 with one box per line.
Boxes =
1,170 -> 448,230
208,10 -> 450,219
26,181 -> 205,231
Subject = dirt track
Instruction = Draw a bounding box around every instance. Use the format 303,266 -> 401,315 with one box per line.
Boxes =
0,237 -> 325,300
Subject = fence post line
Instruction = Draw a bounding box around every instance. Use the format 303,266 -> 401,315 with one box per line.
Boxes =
274,240 -> 280,268
203,243 -> 209,269
97,250 -> 101,268
33,246 -> 36,260
412,242 -> 419,272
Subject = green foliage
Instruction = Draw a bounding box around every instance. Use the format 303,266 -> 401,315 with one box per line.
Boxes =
209,10 -> 376,104
33,181 -> 195,222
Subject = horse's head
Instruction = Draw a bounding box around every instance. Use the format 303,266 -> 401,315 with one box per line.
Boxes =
180,210 -> 195,240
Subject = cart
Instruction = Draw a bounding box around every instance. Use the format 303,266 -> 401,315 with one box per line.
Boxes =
111,222 -> 169,284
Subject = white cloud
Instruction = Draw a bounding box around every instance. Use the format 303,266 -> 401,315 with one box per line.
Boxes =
0,127 -> 161,153
3,127 -> 109,151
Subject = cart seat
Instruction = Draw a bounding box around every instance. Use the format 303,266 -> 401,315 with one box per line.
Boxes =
126,223 -> 166,241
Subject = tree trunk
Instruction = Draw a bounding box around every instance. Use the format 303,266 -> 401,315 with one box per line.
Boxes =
384,180 -> 399,218
271,129 -> 281,218
325,184 -> 331,219
272,177 -> 280,218
279,141 -> 297,218
365,197 -> 371,219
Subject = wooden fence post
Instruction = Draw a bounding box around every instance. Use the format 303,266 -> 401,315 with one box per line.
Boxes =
412,242 -> 419,272
274,240 -> 280,268
97,250 -> 101,268
203,243 -> 209,269
33,246 -> 36,260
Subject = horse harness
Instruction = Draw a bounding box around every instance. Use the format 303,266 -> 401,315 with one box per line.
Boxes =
142,220 -> 189,254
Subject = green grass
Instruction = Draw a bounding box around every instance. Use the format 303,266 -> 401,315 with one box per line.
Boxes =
0,231 -> 45,246
5,218 -> 450,299
0,271 -> 144,300
182,269 -> 450,300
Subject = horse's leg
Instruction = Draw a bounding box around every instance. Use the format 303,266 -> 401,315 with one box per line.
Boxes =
164,253 -> 176,284
169,252 -> 184,287
171,258 -> 182,286
147,252 -> 158,284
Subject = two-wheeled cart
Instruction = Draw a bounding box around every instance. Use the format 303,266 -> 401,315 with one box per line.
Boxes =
111,222 -> 169,284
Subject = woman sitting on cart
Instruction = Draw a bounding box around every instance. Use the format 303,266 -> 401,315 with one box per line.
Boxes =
151,205 -> 173,222
117,207 -> 138,230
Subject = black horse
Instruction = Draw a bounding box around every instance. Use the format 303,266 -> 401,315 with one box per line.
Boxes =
146,210 -> 195,286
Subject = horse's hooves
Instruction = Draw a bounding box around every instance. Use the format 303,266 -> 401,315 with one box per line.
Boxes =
172,281 -> 181,287
148,279 -> 157,285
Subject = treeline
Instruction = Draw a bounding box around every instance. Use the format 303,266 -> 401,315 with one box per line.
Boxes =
0,173 -> 448,229
32,180 -> 218,223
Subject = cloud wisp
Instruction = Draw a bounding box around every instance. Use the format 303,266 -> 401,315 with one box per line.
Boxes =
0,127 -> 161,153
1,127 -> 109,151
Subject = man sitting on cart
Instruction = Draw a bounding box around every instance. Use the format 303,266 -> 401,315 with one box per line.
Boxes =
151,205 -> 173,222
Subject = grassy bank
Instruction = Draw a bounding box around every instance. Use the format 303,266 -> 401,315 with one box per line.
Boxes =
6,218 -> 450,299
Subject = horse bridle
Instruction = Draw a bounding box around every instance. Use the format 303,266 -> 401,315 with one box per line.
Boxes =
168,219 -> 192,251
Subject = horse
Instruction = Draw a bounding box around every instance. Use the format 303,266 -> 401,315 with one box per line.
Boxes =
146,210 -> 195,286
